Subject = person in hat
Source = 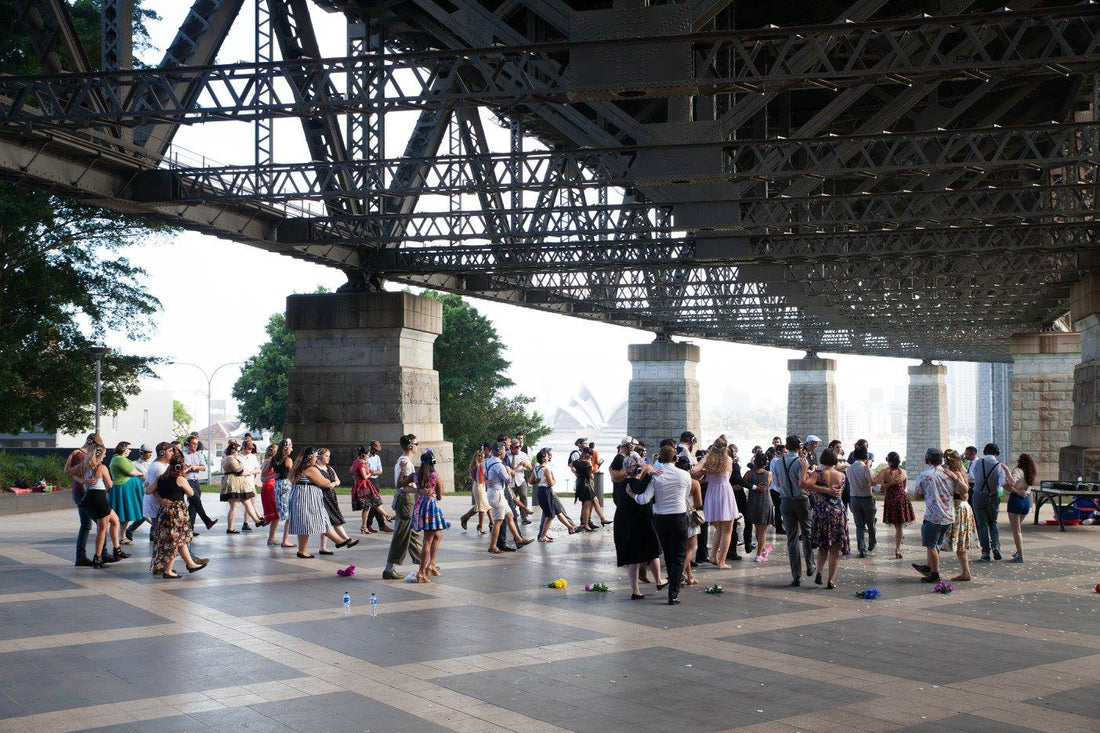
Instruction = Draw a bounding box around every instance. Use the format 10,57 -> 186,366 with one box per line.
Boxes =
412,450 -> 449,583
803,435 -> 822,469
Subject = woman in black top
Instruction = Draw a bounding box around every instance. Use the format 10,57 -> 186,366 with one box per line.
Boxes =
610,442 -> 664,600
151,461 -> 208,578
573,448 -> 598,531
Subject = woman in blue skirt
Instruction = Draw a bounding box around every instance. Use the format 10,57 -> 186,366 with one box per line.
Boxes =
412,450 -> 449,583
1007,454 -> 1036,563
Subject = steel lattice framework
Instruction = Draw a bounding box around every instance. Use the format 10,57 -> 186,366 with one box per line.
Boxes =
2,0 -> 1100,360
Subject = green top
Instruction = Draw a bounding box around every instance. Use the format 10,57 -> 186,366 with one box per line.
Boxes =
109,454 -> 137,484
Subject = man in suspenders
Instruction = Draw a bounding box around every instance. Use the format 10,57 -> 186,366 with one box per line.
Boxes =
777,435 -> 817,586
968,443 -> 1010,562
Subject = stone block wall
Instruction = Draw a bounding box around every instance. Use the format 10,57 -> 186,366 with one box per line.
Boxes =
627,342 -> 701,453
786,356 -> 838,446
283,291 -> 454,490
906,363 -> 948,469
1010,333 -> 1079,482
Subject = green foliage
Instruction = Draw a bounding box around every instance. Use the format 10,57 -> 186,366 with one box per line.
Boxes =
172,400 -> 193,439
0,183 -> 162,434
0,2 -> 166,435
232,314 -> 295,433
423,292 -> 550,486
0,451 -> 68,490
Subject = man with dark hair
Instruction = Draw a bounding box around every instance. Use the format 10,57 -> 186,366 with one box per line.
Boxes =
913,448 -> 963,583
847,447 -> 876,557
677,431 -> 697,466
968,443 -> 1010,562
183,435 -> 217,534
775,435 -> 816,586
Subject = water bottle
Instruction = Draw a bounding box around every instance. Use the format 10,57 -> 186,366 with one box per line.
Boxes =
369,592 -> 378,617
342,591 -> 351,616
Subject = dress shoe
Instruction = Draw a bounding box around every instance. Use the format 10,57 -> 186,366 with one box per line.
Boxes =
667,598 -> 681,605
992,550 -> 1003,560
204,518 -> 218,530
75,557 -> 93,568
382,569 -> 403,580
241,523 -> 253,532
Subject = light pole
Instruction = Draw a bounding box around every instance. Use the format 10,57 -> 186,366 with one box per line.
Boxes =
85,345 -> 112,434
170,361 -> 242,475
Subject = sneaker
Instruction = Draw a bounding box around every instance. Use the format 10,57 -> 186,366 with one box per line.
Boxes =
754,554 -> 767,562
75,557 -> 93,567
241,523 -> 253,532
858,551 -> 866,558
912,563 -> 932,577
920,572 -> 942,583
978,555 -> 991,562
1011,555 -> 1024,563
761,544 -> 773,559
992,550 -> 1002,561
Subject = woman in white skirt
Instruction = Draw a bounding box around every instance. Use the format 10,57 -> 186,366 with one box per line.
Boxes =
287,447 -> 353,559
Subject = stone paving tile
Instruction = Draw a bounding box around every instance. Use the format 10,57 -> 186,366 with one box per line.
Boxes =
436,646 -> 878,732
0,567 -> 82,594
1023,683 -> 1100,720
505,585 -> 825,629
0,632 -> 300,717
892,712 -> 1038,732
163,575 -> 431,616
728,615 -> 1093,684
933,591 -> 1100,635
271,604 -> 606,667
0,595 -> 168,641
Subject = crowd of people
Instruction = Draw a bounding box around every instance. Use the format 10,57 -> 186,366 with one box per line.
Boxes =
63,428 -> 1040,601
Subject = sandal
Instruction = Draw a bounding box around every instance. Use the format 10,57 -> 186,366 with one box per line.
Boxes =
280,542 -> 296,548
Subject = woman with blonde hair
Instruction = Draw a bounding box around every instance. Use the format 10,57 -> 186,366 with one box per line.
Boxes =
941,449 -> 977,581
221,442 -> 265,534
692,443 -> 740,568
78,445 -> 128,568
460,447 -> 490,534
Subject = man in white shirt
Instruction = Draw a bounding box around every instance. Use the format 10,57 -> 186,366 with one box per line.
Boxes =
140,442 -> 172,543
504,442 -> 534,525
677,431 -> 698,466
628,444 -> 690,605
183,436 -> 217,534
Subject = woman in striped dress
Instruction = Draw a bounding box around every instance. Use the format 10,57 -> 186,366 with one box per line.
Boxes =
411,450 -> 449,583
287,447 -> 351,559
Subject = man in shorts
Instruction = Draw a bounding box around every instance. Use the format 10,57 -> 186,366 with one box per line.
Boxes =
913,448 -> 963,584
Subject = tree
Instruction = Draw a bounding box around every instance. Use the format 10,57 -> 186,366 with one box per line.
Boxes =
232,313 -> 295,434
425,292 -> 551,485
172,400 -> 193,440
0,1 -> 164,434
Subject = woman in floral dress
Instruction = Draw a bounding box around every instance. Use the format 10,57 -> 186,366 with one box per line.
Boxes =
809,450 -> 849,589
941,449 -> 977,581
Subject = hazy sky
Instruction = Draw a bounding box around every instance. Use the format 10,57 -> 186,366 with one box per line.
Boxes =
110,1 -> 927,432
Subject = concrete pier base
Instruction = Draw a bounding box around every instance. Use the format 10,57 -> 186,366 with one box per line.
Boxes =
786,355 -> 838,447
1061,273 -> 1100,481
283,291 -> 454,490
627,341 -> 700,453
1010,333 -> 1079,482
906,362 -> 948,468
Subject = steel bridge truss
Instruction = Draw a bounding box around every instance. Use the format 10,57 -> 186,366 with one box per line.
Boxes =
1,0 -> 1100,362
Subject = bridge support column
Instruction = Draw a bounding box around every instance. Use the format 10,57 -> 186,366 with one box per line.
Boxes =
786,354 -> 838,446
906,362 -> 948,468
1060,273 -> 1100,481
283,291 -> 453,490
1010,333 -> 1079,482
627,341 -> 700,452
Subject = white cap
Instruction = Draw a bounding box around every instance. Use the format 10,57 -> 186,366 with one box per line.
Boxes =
618,436 -> 635,447
805,435 -> 821,445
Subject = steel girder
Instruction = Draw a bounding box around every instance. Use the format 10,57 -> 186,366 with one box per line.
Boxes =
3,8 -> 1100,129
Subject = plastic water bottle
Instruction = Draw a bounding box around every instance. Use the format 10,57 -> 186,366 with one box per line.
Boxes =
342,591 -> 351,616
369,592 -> 378,617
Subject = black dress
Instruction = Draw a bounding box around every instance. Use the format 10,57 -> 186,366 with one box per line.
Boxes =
611,465 -> 661,567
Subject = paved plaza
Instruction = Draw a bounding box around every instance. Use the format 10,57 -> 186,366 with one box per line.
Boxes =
0,498 -> 1098,732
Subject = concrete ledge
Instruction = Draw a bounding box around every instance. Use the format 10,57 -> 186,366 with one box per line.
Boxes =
787,356 -> 836,372
1010,332 -> 1081,356
0,491 -> 73,516
627,341 -> 700,363
286,291 -> 442,335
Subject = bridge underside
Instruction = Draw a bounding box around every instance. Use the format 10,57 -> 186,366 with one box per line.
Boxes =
2,0 -> 1100,360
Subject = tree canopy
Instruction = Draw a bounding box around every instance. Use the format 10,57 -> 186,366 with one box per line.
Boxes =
0,1 -> 165,435
172,400 -> 193,440
232,313 -> 295,434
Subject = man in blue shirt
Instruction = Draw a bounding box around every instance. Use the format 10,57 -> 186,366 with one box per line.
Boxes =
776,435 -> 816,586
485,443 -> 530,553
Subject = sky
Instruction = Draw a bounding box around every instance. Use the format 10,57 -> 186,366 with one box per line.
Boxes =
108,1 -> 927,434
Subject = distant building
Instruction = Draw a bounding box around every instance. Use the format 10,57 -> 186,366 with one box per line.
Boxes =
0,385 -> 173,449
193,420 -> 272,467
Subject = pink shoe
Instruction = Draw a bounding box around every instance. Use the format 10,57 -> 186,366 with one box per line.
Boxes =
754,554 -> 767,563
761,544 -> 773,560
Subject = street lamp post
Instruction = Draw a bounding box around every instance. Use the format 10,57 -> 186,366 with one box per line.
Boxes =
170,361 -> 242,476
85,345 -> 112,434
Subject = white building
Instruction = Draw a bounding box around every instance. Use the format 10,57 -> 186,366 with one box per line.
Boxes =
0,384 -> 174,449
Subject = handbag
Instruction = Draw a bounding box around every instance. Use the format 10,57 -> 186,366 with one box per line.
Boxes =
688,508 -> 706,527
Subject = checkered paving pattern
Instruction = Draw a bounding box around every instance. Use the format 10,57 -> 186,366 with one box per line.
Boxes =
0,498 -> 1098,732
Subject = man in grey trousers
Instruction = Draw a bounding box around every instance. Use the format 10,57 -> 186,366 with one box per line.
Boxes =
776,435 -> 816,587
382,434 -> 423,580
847,446 -> 877,557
